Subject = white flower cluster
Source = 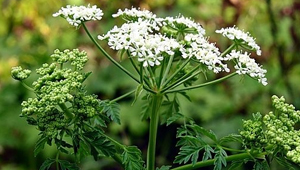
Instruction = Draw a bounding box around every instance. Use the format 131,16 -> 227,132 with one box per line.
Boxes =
226,50 -> 267,85
181,34 -> 229,73
96,7 -> 267,85
112,7 -> 164,31
165,16 -> 205,35
53,4 -> 103,27
112,7 -> 156,20
98,20 -> 180,67
216,26 -> 261,56
100,8 -> 224,70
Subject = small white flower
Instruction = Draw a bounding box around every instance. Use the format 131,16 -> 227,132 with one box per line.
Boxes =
216,26 -> 261,56
226,50 -> 267,85
53,4 -> 103,27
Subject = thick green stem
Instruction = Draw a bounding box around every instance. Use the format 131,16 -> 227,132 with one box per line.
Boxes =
165,72 -> 238,94
56,152 -> 60,170
82,23 -> 140,83
171,151 -> 267,170
147,94 -> 163,170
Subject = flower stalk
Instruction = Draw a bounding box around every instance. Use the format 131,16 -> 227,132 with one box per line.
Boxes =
58,103 -> 73,119
165,72 -> 238,93
82,23 -> 140,83
147,94 -> 163,170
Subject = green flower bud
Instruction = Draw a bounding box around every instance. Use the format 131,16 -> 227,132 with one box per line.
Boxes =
11,66 -> 31,81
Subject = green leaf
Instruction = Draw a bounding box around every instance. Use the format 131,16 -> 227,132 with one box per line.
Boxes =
54,137 -> 72,154
121,146 -> 145,170
82,72 -> 92,83
219,134 -> 243,144
228,160 -> 244,170
39,159 -> 55,170
77,140 -> 90,161
166,112 -> 183,126
90,145 -> 99,160
176,136 -> 205,148
253,160 -> 270,170
100,100 -> 121,124
202,145 -> 214,161
26,117 -> 37,125
82,131 -> 116,158
93,116 -> 107,127
176,126 -> 187,138
34,135 -> 48,157
275,156 -> 296,170
192,125 -> 218,143
213,147 -> 227,170
132,84 -> 144,105
58,160 -> 79,170
156,165 -> 171,170
160,95 -> 182,125
175,123 -> 216,166
140,95 -> 153,120
174,145 -> 203,165
177,91 -> 191,102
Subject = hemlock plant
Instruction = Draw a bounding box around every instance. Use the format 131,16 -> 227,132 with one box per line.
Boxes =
11,4 -> 300,170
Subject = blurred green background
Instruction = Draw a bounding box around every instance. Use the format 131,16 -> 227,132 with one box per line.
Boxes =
1,0 -> 300,169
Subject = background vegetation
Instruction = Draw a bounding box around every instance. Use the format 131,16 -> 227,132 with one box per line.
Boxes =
0,0 -> 299,169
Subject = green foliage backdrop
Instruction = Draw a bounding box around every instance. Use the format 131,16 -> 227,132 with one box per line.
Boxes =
0,0 -> 299,169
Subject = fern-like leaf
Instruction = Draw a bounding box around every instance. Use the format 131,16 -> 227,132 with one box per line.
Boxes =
121,146 -> 145,170
100,100 -> 121,124
213,147 -> 227,170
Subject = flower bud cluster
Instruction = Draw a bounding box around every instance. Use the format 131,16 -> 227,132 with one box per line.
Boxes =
53,4 -> 103,27
263,95 -> 300,163
18,49 -> 103,137
240,95 -> 300,164
240,113 -> 267,149
11,66 -> 31,81
72,94 -> 102,119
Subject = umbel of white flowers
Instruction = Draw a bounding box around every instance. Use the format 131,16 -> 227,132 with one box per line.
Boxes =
53,5 -> 267,86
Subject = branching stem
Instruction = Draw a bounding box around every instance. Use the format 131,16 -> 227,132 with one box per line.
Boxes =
165,72 -> 238,93
171,151 -> 267,170
110,89 -> 136,103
